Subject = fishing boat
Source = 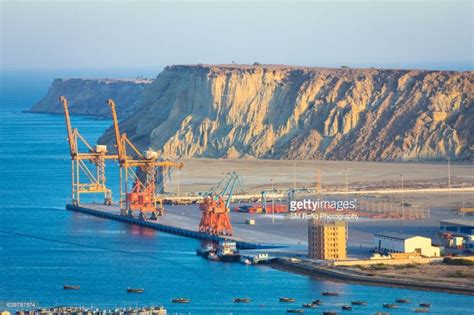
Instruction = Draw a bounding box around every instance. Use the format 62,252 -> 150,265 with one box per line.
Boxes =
383,304 -> 398,309
414,308 -> 429,313
322,291 -> 339,296
280,297 -> 296,302
302,303 -> 316,308
419,303 -> 431,307
287,309 -> 304,313
171,298 -> 191,303
396,298 -> 411,303
127,288 -> 144,293
234,298 -> 251,303
341,305 -> 352,311
351,301 -> 367,306
63,285 -> 80,290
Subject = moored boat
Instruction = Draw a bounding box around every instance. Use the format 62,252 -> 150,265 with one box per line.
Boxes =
287,309 -> 304,313
414,308 -> 429,313
322,312 -> 338,315
419,303 -> 431,307
127,288 -> 144,293
351,301 -> 367,306
341,305 -> 352,311
302,303 -> 316,308
396,298 -> 411,303
234,298 -> 251,303
312,299 -> 322,305
216,240 -> 241,262
280,297 -> 296,302
322,291 -> 339,296
63,285 -> 80,290
171,298 -> 191,303
383,303 -> 398,309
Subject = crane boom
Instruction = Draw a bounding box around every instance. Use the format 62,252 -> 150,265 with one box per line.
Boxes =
107,99 -> 125,164
60,96 -> 76,158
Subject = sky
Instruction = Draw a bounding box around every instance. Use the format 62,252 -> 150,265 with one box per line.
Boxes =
1,0 -> 473,72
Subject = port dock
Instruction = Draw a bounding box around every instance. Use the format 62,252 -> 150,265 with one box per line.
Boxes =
66,203 -> 290,250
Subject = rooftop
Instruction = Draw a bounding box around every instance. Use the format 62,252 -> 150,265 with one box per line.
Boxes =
374,232 -> 428,241
440,219 -> 474,227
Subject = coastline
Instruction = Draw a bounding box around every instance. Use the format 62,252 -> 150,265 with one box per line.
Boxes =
270,257 -> 474,296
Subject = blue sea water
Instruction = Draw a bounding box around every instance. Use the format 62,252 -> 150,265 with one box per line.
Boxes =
1,71 -> 473,314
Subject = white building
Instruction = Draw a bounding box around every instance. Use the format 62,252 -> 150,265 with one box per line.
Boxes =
374,232 -> 440,257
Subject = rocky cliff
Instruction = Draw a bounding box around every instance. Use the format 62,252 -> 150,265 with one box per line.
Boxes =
29,78 -> 152,118
98,65 -> 473,161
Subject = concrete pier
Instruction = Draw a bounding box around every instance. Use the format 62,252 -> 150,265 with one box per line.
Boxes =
66,203 -> 283,250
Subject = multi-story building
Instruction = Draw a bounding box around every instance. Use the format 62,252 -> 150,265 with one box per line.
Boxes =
308,219 -> 347,260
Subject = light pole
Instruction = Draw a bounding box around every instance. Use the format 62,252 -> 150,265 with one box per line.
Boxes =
401,174 -> 404,219
177,169 -> 180,198
271,178 -> 275,224
293,161 -> 296,190
345,168 -> 349,201
448,156 -> 451,197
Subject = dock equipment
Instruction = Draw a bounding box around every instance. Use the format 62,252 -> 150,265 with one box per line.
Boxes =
107,99 -> 183,219
61,96 -> 116,205
199,172 -> 243,236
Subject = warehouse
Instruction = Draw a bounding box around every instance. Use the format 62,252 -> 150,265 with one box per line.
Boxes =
440,219 -> 474,237
374,232 -> 440,257
440,219 -> 474,248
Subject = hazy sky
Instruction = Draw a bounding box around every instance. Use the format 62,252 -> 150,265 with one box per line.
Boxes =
1,0 -> 473,71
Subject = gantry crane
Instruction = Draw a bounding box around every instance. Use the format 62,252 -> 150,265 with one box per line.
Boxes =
199,172 -> 243,236
107,99 -> 183,220
61,96 -> 116,205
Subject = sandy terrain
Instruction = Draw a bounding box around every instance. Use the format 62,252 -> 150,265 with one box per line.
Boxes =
343,263 -> 474,286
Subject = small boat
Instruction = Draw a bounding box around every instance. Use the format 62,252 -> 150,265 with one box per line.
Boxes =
287,309 -> 304,314
127,288 -> 144,293
208,252 -> 219,261
280,297 -> 296,302
171,298 -> 191,303
312,299 -> 322,305
63,285 -> 80,290
351,301 -> 367,306
419,303 -> 431,307
414,308 -> 429,313
302,303 -> 316,308
383,303 -> 399,309
341,305 -> 352,311
240,257 -> 252,265
234,298 -> 251,303
322,291 -> 339,296
396,298 -> 411,303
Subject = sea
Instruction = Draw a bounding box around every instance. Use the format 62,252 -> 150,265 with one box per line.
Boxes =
1,70 -> 473,314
